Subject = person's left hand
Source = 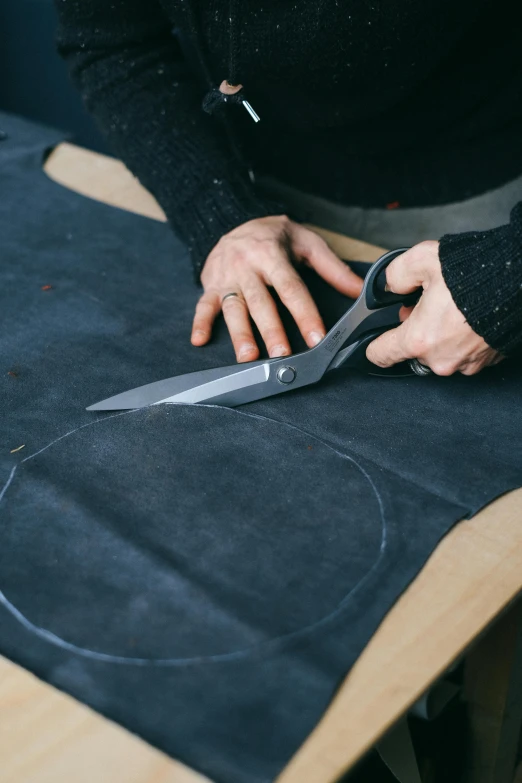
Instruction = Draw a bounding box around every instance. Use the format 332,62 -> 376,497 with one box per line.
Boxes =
366,240 -> 503,375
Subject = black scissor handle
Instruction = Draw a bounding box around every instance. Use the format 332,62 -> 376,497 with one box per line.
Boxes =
341,328 -> 416,376
365,248 -> 422,310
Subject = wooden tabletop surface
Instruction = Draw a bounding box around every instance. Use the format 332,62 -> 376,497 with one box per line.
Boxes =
1,142 -> 521,783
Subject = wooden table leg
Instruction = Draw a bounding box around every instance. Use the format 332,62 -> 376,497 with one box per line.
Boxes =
463,598 -> 522,783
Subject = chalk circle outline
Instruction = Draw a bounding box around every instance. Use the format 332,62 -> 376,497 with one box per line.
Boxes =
0,404 -> 387,667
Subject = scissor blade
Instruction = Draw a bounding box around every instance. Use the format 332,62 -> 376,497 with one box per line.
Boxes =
86,361 -> 272,411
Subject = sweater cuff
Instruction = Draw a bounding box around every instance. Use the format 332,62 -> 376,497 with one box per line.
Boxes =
164,174 -> 286,278
439,203 -> 522,355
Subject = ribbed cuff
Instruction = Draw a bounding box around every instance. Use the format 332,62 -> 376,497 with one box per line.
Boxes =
439,203 -> 522,355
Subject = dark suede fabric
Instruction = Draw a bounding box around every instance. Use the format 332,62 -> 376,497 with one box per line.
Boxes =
1,112 -> 522,783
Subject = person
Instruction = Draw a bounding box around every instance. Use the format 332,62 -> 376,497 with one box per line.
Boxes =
54,0 -> 522,375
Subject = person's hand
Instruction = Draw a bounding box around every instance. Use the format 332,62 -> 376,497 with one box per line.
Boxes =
191,215 -> 364,362
366,241 -> 502,375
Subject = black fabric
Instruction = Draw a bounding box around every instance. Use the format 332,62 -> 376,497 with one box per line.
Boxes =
2,113 -> 522,783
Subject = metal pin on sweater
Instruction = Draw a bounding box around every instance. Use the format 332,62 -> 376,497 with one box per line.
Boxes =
242,101 -> 260,122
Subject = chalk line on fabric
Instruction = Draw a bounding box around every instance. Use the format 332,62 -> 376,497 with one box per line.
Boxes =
0,402 -> 387,666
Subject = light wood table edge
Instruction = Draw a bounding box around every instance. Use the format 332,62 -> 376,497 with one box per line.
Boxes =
0,656 -> 210,783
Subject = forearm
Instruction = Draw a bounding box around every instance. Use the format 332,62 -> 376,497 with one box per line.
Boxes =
55,0 -> 278,274
439,202 -> 522,354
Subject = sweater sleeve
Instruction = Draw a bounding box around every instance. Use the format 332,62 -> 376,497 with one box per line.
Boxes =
54,0 -> 281,275
439,201 -> 522,355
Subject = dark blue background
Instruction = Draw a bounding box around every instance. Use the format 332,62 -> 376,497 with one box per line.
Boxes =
0,0 -> 106,150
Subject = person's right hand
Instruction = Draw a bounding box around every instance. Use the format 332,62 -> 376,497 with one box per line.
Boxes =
366,241 -> 503,375
191,215 -> 364,362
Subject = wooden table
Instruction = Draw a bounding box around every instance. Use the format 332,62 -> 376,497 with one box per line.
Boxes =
1,143 -> 522,783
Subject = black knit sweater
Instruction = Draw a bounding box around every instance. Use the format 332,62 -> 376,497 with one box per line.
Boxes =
55,0 -> 522,355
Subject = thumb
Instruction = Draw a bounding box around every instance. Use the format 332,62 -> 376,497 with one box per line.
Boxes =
385,241 -> 440,295
366,323 -> 413,368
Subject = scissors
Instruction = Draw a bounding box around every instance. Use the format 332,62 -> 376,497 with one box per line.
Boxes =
87,248 -> 430,412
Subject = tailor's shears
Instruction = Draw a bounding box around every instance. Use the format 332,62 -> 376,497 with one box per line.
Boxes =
87,248 -> 429,412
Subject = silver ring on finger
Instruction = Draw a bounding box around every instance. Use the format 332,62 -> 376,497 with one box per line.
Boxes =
409,358 -> 433,376
221,291 -> 241,306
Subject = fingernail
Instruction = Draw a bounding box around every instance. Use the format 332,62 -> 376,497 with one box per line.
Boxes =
308,331 -> 325,346
238,343 -> 257,359
269,345 -> 289,358
193,329 -> 206,338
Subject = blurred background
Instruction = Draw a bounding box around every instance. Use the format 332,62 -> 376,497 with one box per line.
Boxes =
0,0 -> 107,151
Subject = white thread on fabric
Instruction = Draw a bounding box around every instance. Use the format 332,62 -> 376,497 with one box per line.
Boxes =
0,403 -> 387,666
0,465 -> 17,505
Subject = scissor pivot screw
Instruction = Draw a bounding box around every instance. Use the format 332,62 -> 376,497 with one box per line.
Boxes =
277,366 -> 296,384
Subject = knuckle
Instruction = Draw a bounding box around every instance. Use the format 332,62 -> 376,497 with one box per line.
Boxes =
215,241 -> 249,267
430,360 -> 458,376
267,240 -> 287,262
195,300 -> 214,315
366,341 -> 381,360
460,362 -> 481,377
385,262 -> 401,289
263,326 -> 285,343
278,277 -> 305,301
233,334 -> 255,348
411,241 -> 429,257
304,320 -> 325,336
228,248 -> 248,267
307,232 -> 326,253
368,351 -> 387,368
274,214 -> 290,229
245,291 -> 266,309
417,240 -> 435,252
